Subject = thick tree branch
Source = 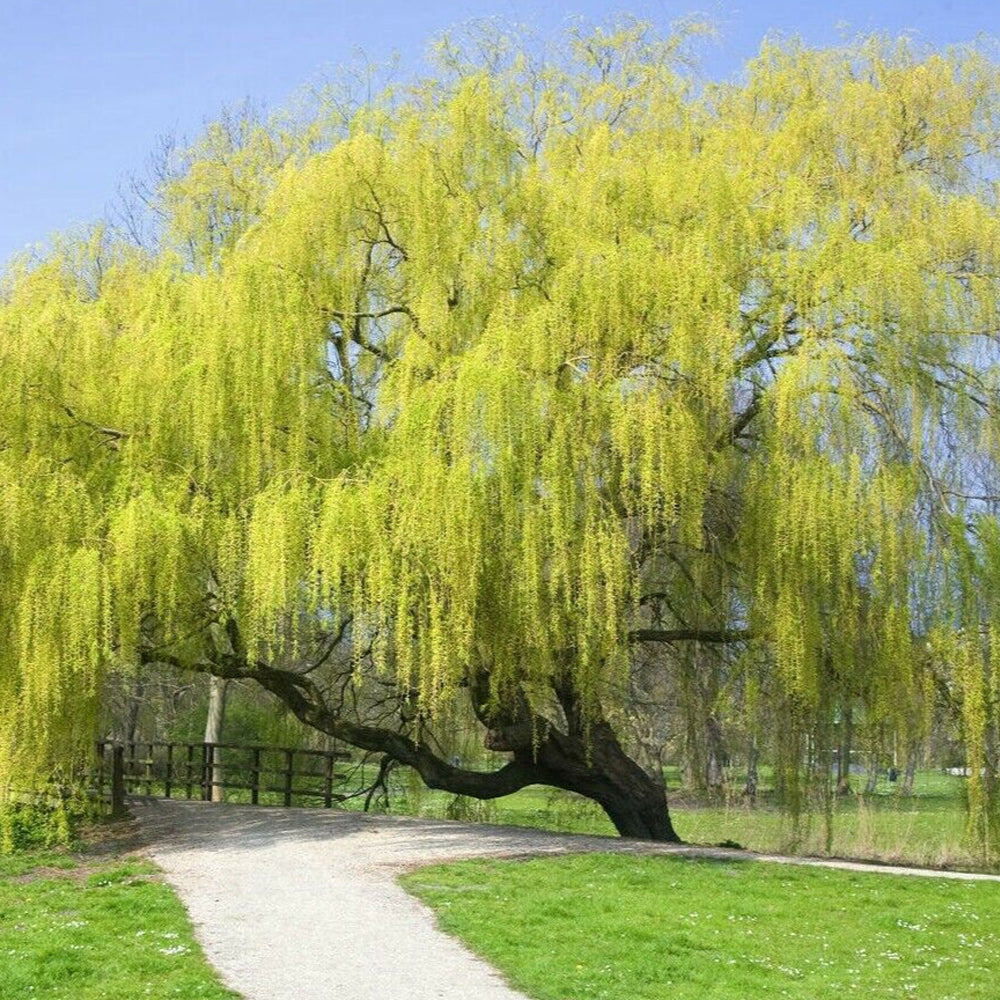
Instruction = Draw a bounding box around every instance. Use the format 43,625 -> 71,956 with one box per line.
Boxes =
629,627 -> 752,644
148,644 -> 540,799
715,393 -> 761,451
59,403 -> 131,447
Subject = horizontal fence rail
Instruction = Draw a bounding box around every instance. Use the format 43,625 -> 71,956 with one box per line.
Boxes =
95,741 -> 352,814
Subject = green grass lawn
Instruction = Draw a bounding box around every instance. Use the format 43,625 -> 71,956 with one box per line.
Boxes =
402,853 -> 1000,1000
0,829 -> 238,1000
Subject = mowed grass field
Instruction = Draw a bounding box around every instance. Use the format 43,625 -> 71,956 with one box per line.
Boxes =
0,831 -> 237,1000
402,853 -> 1000,1000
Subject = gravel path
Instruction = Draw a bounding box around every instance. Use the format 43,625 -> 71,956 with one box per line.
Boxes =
131,797 -> 1000,1000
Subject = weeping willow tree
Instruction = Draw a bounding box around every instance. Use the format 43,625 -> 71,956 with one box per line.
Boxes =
3,20 -> 1000,845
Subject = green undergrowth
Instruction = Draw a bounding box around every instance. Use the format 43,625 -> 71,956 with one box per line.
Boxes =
0,825 -> 239,1000
402,853 -> 1000,1000
0,795 -> 100,854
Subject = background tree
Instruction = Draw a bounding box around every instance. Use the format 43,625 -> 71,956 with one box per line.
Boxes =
2,21 -> 1000,845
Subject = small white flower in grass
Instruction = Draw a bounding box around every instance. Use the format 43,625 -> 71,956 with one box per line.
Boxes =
158,945 -> 190,956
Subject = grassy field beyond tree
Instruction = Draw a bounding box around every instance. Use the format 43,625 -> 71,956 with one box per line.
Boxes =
387,769 -> 997,872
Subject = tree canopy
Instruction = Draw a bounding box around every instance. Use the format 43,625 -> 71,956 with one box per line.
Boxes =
2,21 -> 1000,845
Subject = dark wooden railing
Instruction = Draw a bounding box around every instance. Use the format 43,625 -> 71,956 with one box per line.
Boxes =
96,740 -> 352,814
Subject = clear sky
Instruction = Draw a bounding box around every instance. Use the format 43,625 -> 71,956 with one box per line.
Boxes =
2,1 -> 998,267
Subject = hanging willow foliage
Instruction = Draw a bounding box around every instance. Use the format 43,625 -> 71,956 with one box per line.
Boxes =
2,20 -> 1000,846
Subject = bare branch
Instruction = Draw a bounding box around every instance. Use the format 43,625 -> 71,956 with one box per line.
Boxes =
629,627 -> 752,644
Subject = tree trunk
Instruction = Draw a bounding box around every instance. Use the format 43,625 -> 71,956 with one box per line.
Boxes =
536,721 -> 679,840
541,671 -> 679,840
836,706 -> 853,795
204,647 -> 682,841
203,675 -> 229,803
483,710 -> 681,841
705,714 -> 726,795
900,743 -> 920,797
124,674 -> 144,744
742,738 -> 759,803
864,751 -> 879,795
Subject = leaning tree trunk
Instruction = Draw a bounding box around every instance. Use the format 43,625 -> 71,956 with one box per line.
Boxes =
530,718 -> 678,840
514,671 -> 680,841
207,644 -> 682,841
480,721 -> 679,840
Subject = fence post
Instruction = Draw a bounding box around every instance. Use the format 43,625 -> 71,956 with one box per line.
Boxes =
202,743 -> 213,802
111,745 -> 126,818
128,741 -> 137,795
251,747 -> 261,806
92,739 -> 350,811
165,743 -> 173,799
324,753 -> 334,808
95,741 -> 105,801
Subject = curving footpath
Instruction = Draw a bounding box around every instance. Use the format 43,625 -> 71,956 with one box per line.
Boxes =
131,798 -> 1000,1000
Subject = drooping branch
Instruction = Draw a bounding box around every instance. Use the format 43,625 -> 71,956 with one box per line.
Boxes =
242,660 -> 545,797
147,642 -> 541,800
59,403 -> 131,448
324,305 -> 413,362
629,627 -> 753,644
715,393 -> 762,451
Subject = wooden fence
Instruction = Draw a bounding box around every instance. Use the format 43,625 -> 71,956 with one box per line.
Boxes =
95,741 -> 352,816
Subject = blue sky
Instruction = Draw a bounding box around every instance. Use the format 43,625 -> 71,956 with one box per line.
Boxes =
2,1 -> 998,268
